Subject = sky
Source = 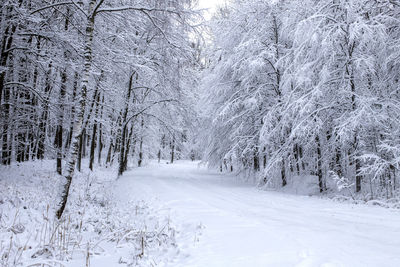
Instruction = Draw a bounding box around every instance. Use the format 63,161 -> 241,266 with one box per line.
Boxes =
198,0 -> 227,19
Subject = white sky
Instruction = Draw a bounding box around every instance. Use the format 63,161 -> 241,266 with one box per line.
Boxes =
197,0 -> 227,19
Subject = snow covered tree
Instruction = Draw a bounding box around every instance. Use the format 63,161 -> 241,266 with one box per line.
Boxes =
201,0 -> 400,197
0,0 -> 202,218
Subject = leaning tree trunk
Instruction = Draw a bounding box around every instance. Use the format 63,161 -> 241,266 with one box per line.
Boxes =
57,1 -> 96,219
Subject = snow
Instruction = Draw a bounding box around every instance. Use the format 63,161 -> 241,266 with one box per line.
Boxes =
279,174 -> 322,195
117,160 -> 400,267
0,161 -> 181,267
2,160 -> 400,266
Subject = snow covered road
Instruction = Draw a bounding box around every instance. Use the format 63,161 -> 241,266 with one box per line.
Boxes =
115,161 -> 400,267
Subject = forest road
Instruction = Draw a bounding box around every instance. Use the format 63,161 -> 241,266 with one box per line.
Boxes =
114,161 -> 400,267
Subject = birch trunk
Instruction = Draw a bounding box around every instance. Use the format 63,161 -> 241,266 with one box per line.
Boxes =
57,0 -> 96,219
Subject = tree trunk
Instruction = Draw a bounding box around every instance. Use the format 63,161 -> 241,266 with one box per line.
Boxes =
355,143 -> 362,193
263,147 -> 267,169
57,1 -> 96,219
65,72 -> 79,149
77,77 -> 99,171
98,124 -> 103,164
97,95 -> 104,164
89,124 -> 97,171
106,139 -> 113,166
281,158 -> 287,187
123,124 -> 134,172
346,40 -> 361,193
28,38 -> 41,161
2,76 -> 11,165
316,134 -> 324,192
294,144 -> 300,175
54,10 -> 70,175
0,15 -> 17,110
1,20 -> 17,165
170,137 -> 175,164
36,62 -> 53,160
55,66 -> 67,175
89,92 -> 100,171
138,137 -> 143,167
118,72 -> 135,176
77,128 -> 85,172
138,118 -> 144,167
55,122 -> 63,175
253,147 -> 260,172
118,124 -> 128,175
335,145 -> 342,178
16,51 -> 28,163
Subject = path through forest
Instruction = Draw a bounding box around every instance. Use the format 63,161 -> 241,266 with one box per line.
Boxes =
114,161 -> 400,267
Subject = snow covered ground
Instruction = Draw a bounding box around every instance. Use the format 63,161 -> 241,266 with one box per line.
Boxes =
0,161 -> 181,267
2,160 -> 400,266
117,160 -> 400,267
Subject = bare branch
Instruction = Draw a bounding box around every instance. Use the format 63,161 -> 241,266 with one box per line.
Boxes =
31,1 -> 87,17
31,2 -> 75,14
4,82 -> 46,103
141,10 -> 181,49
124,99 -> 178,127
91,0 -> 105,18
95,6 -> 180,15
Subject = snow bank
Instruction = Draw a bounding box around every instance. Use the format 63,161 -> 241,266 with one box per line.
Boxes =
0,161 -> 181,266
257,170 -> 400,209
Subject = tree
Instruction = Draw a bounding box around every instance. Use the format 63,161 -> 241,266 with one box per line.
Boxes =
201,0 -> 400,197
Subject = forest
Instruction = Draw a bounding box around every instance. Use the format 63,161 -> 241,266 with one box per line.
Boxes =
201,0 -> 400,199
1,0 -> 400,266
